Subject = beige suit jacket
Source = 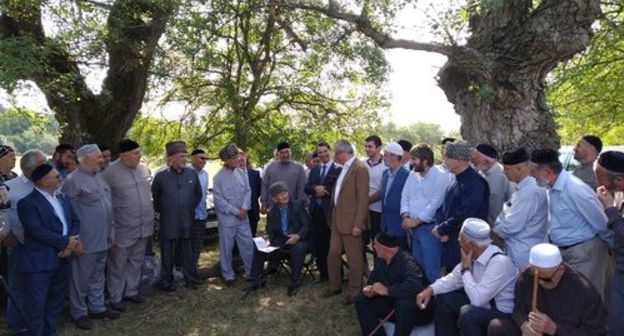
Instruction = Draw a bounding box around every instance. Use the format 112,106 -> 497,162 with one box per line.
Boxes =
330,158 -> 370,235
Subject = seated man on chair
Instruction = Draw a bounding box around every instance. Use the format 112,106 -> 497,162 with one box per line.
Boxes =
355,231 -> 432,336
249,181 -> 310,296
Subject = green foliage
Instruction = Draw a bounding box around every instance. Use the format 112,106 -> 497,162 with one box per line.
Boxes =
0,107 -> 59,154
548,4 -> 624,145
374,121 -> 445,146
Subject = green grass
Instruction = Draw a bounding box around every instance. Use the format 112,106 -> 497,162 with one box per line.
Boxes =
52,242 -> 360,336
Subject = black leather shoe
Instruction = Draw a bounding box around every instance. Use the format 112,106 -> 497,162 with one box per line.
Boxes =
123,294 -> 145,304
74,316 -> 94,330
157,282 -> 177,292
225,279 -> 236,287
109,301 -> 127,312
287,284 -> 298,297
90,309 -> 121,320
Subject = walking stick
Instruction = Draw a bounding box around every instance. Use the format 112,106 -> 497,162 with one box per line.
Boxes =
368,309 -> 395,336
0,275 -> 31,333
532,268 -> 539,311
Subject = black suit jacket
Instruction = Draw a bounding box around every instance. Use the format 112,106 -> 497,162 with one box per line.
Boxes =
247,168 -> 262,213
304,162 -> 341,214
266,200 -> 310,247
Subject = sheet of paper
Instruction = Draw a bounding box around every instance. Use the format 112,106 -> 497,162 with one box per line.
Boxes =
252,237 -> 279,253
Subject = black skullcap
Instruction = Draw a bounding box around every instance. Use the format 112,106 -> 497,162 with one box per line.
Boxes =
441,137 -> 456,145
375,231 -> 400,248
191,149 -> 206,156
269,181 -> 289,197
97,144 -> 109,152
31,163 -> 54,183
582,135 -> 603,153
501,148 -> 529,165
530,149 -> 559,164
118,139 -> 140,153
476,143 -> 498,160
276,142 -> 290,151
398,140 -> 413,152
0,145 -> 14,158
598,151 -> 624,173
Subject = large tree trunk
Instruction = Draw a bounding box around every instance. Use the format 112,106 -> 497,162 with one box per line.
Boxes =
436,0 -> 601,151
289,0 -> 602,151
0,0 -> 176,149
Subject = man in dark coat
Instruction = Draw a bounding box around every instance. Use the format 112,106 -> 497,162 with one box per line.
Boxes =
249,181 -> 310,296
239,150 -> 262,237
355,231 -> 432,336
304,141 -> 341,281
432,141 -> 490,272
152,141 -> 202,291
17,164 -> 83,336
488,243 -> 607,336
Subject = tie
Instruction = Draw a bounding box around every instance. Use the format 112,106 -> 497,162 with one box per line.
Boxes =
320,164 -> 327,181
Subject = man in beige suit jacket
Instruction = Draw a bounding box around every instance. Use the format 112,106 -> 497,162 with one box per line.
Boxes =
322,139 -> 370,305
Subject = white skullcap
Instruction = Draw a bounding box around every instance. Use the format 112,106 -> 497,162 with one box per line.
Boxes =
76,144 -> 100,159
461,218 -> 490,240
529,243 -> 562,268
384,142 -> 404,156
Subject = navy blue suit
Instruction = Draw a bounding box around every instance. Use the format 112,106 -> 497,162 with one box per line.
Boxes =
304,162 -> 341,281
247,168 -> 262,237
435,166 -> 489,271
17,189 -> 80,336
380,167 -> 410,247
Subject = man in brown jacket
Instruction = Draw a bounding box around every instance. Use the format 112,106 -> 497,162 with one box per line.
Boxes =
322,139 -> 370,305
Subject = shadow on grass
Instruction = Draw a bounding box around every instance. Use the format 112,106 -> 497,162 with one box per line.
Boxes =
52,242 -> 360,336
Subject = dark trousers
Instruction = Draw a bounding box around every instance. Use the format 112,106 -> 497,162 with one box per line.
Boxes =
22,260 -> 70,336
369,211 -> 381,242
435,290 -> 510,336
248,210 -> 260,237
310,206 -> 330,281
159,238 -> 196,285
191,219 -> 207,273
6,246 -> 26,333
487,318 -> 521,336
355,295 -> 422,336
441,234 -> 461,274
250,241 -> 308,287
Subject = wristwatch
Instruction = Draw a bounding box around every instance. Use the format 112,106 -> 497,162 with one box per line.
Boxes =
461,267 -> 471,275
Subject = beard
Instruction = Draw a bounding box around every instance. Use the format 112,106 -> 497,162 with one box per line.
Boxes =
536,178 -> 550,188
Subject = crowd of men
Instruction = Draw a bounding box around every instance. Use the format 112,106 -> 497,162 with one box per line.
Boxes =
0,133 -> 623,336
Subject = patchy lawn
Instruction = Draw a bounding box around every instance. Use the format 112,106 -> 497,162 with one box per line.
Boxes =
35,237 -> 362,336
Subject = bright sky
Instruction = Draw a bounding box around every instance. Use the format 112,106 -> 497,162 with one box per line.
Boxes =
0,1 -> 460,134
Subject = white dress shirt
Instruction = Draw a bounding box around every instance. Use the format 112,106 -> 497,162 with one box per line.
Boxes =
334,156 -> 356,205
366,157 -> 386,213
400,166 -> 450,223
431,244 -> 518,313
35,187 -> 68,235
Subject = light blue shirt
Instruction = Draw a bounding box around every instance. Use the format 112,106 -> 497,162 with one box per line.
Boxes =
400,166 -> 450,223
194,169 -> 209,220
548,171 -> 608,247
5,175 -> 35,243
35,187 -> 68,236
493,176 -> 548,269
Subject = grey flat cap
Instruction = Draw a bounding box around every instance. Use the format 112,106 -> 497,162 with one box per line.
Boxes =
445,141 -> 473,161
269,181 -> 289,197
219,143 -> 240,161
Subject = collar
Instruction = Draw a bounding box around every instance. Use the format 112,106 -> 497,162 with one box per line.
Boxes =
516,175 -> 535,190
35,187 -> 60,199
20,174 -> 30,184
551,171 -> 568,191
474,245 -> 502,266
343,156 -> 356,169
367,156 -> 383,167
485,162 -> 501,176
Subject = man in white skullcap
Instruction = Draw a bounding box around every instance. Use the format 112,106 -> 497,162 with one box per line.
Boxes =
417,218 -> 518,336
488,243 -> 607,336
62,144 -> 119,329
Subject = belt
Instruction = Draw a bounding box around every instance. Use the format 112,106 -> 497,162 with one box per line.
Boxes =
550,235 -> 596,251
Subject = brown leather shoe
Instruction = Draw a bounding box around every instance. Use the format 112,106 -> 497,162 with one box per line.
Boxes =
320,289 -> 342,299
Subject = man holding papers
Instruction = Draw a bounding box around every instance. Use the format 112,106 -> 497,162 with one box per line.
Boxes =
248,181 -> 310,296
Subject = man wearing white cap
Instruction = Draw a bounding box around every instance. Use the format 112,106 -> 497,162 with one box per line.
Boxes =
380,142 -> 410,249
488,243 -> 607,336
417,218 -> 518,336
63,144 -> 119,329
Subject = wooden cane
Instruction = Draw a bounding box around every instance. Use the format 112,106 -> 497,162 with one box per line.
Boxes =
368,309 -> 395,336
532,268 -> 539,311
